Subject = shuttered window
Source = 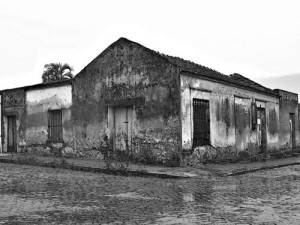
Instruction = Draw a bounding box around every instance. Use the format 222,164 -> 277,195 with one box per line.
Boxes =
48,109 -> 63,142
193,99 -> 210,147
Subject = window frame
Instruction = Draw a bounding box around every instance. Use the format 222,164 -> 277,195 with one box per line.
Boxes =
192,98 -> 210,147
48,109 -> 63,142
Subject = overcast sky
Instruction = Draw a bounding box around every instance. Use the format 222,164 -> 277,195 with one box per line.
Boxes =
1,0 -> 300,95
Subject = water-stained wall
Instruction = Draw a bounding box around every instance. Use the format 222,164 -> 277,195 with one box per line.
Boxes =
274,89 -> 300,148
72,38 -> 181,160
234,97 -> 251,151
1,88 -> 26,152
26,84 -> 72,146
181,73 -> 280,159
0,94 -> 2,152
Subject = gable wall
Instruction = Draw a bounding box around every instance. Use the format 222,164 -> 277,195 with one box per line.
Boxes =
72,40 -> 181,161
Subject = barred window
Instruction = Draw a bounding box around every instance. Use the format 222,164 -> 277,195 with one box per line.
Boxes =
48,109 -> 63,142
193,99 -> 210,147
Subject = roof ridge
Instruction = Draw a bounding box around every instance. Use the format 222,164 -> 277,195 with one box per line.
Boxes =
117,37 -> 227,78
78,37 -> 277,97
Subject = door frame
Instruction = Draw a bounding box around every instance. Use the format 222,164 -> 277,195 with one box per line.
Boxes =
192,98 -> 210,147
47,109 -> 63,143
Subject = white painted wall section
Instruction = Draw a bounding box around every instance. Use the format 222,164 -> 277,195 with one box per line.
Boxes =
26,85 -> 72,110
25,84 -> 73,145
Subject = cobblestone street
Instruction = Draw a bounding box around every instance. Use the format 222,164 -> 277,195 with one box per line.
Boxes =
0,163 -> 299,224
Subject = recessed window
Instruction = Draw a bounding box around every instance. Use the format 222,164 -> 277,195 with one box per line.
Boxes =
48,109 -> 63,142
193,99 -> 210,147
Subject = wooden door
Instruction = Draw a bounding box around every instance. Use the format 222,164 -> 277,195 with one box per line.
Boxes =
114,107 -> 133,153
257,107 -> 267,153
7,116 -> 17,153
289,113 -> 296,148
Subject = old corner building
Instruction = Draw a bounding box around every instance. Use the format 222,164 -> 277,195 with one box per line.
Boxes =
0,37 -> 299,163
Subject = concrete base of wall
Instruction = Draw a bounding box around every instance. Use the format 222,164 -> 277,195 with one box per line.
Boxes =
181,145 -> 300,164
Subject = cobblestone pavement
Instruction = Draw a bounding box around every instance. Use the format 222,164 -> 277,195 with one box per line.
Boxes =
0,163 -> 299,224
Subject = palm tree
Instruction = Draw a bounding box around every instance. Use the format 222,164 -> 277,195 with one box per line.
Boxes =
42,63 -> 74,83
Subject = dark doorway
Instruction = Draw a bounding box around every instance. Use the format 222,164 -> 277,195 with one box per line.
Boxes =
193,99 -> 210,147
289,113 -> 296,148
7,115 -> 17,153
257,107 -> 267,153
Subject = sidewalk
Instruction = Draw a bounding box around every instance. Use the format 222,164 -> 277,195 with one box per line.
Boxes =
0,153 -> 201,179
0,153 -> 299,178
206,156 -> 300,176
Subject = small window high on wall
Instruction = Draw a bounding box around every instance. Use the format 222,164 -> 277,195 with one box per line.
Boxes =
48,109 -> 63,142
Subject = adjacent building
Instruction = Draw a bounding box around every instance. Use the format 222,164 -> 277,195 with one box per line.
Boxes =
1,38 -> 299,163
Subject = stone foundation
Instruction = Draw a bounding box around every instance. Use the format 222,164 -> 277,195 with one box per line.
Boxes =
25,144 -> 104,160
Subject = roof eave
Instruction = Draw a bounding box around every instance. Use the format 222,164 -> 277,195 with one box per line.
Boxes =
180,70 -> 279,98
0,79 -> 72,93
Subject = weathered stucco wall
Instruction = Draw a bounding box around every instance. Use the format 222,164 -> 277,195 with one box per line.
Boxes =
72,38 -> 181,161
274,89 -> 299,148
299,104 -> 300,145
26,84 -> 72,146
1,88 -> 26,153
0,94 -> 2,152
181,73 -> 279,160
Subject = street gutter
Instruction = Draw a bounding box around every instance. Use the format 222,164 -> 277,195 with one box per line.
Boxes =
226,161 -> 300,176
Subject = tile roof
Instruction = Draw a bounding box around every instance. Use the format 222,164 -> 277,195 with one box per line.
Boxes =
161,54 -> 232,82
118,38 -> 276,96
160,55 -> 275,95
229,73 -> 275,95
0,79 -> 71,92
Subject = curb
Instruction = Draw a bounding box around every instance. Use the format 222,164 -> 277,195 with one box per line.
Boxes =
0,158 -> 190,179
226,161 -> 300,176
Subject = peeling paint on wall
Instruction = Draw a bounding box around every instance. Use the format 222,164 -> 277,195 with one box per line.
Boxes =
26,85 -> 72,146
1,88 -> 26,153
181,74 -> 280,160
274,89 -> 300,149
268,108 -> 278,135
72,39 -> 181,160
234,97 -> 251,151
216,97 -> 231,135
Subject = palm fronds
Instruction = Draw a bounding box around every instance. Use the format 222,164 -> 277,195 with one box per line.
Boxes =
42,63 -> 74,83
